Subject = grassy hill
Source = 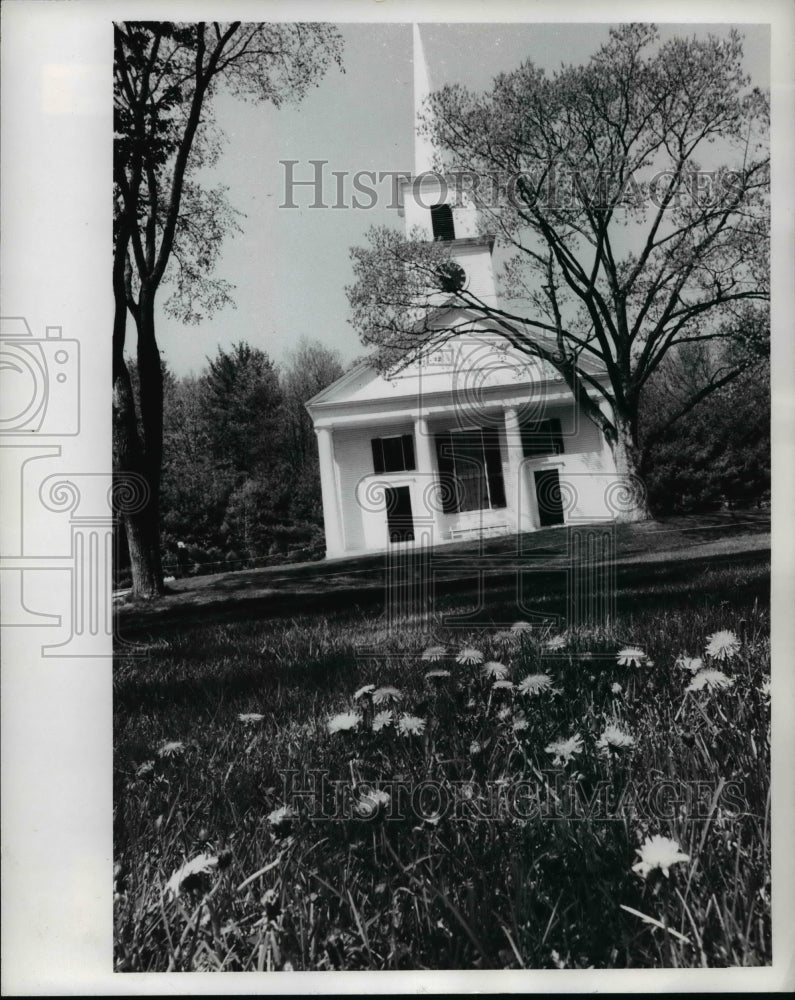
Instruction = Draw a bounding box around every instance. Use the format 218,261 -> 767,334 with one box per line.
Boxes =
116,511 -> 769,640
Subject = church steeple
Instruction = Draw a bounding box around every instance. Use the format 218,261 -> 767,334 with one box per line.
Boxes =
397,24 -> 498,306
413,24 -> 435,177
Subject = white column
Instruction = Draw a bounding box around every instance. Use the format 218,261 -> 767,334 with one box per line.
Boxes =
414,414 -> 439,541
504,407 -> 533,531
316,427 -> 344,558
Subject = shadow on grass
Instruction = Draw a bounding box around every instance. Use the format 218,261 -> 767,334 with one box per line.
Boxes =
116,546 -> 769,644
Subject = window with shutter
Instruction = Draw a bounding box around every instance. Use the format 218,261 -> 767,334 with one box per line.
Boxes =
521,417 -> 564,457
434,428 -> 506,513
370,434 -> 416,474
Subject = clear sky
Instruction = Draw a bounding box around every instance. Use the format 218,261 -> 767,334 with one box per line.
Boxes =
155,22 -> 770,377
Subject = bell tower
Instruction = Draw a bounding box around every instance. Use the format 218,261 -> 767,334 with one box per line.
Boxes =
396,24 -> 498,307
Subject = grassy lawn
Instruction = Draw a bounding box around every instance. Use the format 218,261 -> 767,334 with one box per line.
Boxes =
114,513 -> 770,971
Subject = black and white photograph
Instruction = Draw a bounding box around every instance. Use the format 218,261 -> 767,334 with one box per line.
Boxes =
1,0 -> 794,994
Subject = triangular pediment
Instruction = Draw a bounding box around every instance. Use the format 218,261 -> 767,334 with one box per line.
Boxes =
306,319 -> 606,414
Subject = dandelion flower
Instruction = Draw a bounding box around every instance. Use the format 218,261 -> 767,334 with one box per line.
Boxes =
758,678 -> 771,705
518,673 -> 553,695
425,668 -> 451,681
135,760 -> 155,778
686,669 -> 734,693
596,723 -> 635,752
493,629 -> 518,645
372,686 -> 402,705
510,621 -> 533,634
705,630 -> 740,661
611,682 -> 623,695
398,714 -> 426,736
238,712 -> 265,724
632,835 -> 690,879
354,789 -> 391,818
616,647 -> 646,667
497,706 -> 512,720
166,852 -> 218,897
469,739 -> 483,755
545,734 -> 584,765
512,713 -> 529,732
353,684 -> 375,701
545,634 -> 567,650
492,679 -> 514,690
158,740 -> 185,757
675,656 -> 703,674
267,805 -> 296,832
326,711 -> 361,734
483,661 -> 509,679
421,645 -> 446,662
372,710 -> 393,732
456,646 -> 484,666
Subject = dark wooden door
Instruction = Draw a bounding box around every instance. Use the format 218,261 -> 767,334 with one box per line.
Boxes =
385,485 -> 414,542
534,469 -> 565,527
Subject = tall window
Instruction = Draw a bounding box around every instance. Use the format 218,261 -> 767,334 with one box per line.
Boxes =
435,428 -> 506,513
430,203 -> 456,241
521,417 -> 564,458
371,434 -> 416,474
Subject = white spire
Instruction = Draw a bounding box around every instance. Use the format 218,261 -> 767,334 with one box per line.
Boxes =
413,24 -> 435,177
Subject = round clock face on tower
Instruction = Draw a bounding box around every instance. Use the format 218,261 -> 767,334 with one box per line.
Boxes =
436,261 -> 467,293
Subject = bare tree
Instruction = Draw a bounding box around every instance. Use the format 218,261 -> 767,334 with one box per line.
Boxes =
114,21 -> 343,596
348,25 -> 768,520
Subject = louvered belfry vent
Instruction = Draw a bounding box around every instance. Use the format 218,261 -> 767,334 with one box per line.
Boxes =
430,203 -> 456,241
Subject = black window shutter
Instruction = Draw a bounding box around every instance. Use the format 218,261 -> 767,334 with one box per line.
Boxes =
550,418 -> 564,454
435,432 -> 458,513
402,434 -> 416,471
483,428 -> 507,508
371,438 -> 384,474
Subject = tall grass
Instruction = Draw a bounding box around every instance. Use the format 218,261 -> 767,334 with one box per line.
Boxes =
114,600 -> 770,971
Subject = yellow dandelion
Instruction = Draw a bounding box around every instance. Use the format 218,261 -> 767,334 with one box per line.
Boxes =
326,711 -> 361,734
632,835 -> 690,879
456,646 -> 484,666
705,630 -> 740,661
398,714 -> 426,736
166,852 -> 219,897
421,645 -> 447,662
372,710 -> 393,732
596,723 -> 635,752
354,788 -> 391,818
482,661 -> 509,679
616,647 -> 647,667
372,686 -> 402,705
675,655 -> 703,674
544,734 -> 584,765
686,669 -> 734,692
238,712 -> 265,724
518,673 -> 553,695
158,740 -> 185,757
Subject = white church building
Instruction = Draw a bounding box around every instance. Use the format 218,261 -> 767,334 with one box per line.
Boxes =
306,28 -> 621,560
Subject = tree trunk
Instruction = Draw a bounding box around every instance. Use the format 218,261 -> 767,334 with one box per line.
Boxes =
112,258 -> 164,599
605,415 -> 653,522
